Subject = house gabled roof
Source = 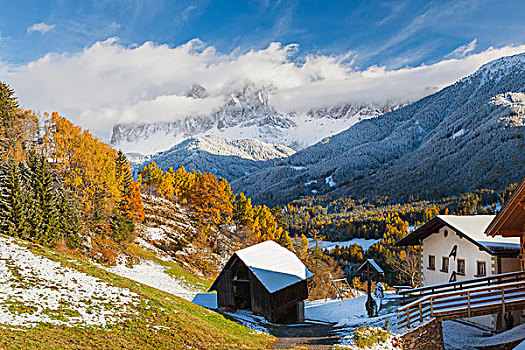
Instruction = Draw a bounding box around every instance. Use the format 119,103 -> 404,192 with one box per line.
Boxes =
485,175 -> 525,237
396,215 -> 520,257
209,241 -> 313,294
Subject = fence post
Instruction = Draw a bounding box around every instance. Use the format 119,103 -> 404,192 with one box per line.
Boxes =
419,301 -> 423,323
501,287 -> 505,314
467,291 -> 471,317
407,308 -> 411,328
430,297 -> 434,317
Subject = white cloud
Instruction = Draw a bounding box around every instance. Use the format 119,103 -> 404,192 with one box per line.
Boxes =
445,39 -> 477,59
27,22 -> 56,34
2,37 -> 525,140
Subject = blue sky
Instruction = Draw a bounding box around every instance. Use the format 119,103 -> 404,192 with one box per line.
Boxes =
2,0 -> 525,68
1,0 -> 525,139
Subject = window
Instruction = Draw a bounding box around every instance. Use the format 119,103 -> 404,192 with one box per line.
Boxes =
476,261 -> 486,277
444,229 -> 448,237
428,255 -> 436,270
457,259 -> 465,275
441,257 -> 449,273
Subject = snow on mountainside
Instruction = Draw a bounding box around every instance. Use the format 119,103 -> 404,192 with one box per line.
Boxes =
133,135 -> 295,181
111,82 -> 401,155
232,53 -> 525,205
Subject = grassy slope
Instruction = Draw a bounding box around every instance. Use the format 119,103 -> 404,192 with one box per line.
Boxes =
0,238 -> 274,350
130,244 -> 212,291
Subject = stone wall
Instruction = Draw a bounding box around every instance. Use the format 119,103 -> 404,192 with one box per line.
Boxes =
400,319 -> 445,350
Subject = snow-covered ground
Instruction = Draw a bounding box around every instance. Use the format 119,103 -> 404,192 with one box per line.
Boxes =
307,238 -> 381,251
306,294 -> 400,349
442,321 -> 525,350
193,291 -> 524,349
191,293 -> 271,334
0,236 -> 141,328
224,310 -> 273,334
443,321 -> 525,350
104,259 -> 202,301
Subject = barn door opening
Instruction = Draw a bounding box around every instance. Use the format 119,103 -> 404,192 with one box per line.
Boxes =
233,264 -> 252,310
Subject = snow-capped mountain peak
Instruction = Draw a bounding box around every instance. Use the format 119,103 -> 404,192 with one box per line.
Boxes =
111,81 -> 402,155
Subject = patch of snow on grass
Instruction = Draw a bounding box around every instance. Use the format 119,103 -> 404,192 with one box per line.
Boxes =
452,128 -> 465,138
290,166 -> 307,171
224,309 -> 272,334
304,179 -> 317,186
105,259 -> 200,301
338,328 -> 398,349
0,236 -> 141,328
142,227 -> 168,241
325,174 -> 337,187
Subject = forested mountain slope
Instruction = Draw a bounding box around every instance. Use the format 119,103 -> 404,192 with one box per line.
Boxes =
133,135 -> 295,182
233,53 -> 525,205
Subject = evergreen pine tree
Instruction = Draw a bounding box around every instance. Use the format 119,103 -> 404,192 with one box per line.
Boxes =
24,150 -> 58,245
0,82 -> 21,160
0,160 -> 28,238
55,187 -> 81,248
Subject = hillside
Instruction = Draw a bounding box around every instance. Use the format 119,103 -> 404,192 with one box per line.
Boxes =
233,53 -> 525,205
134,194 -> 246,277
133,135 -> 295,182
0,234 -> 273,350
111,82 -> 401,154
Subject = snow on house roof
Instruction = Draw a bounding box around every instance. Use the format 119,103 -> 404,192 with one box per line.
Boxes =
437,215 -> 520,251
396,215 -> 520,256
234,240 -> 313,293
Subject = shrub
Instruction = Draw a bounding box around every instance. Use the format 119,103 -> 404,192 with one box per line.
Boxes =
353,326 -> 390,348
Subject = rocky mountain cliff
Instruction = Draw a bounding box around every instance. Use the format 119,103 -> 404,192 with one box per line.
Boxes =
133,135 -> 295,181
111,82 -> 401,155
232,53 -> 525,205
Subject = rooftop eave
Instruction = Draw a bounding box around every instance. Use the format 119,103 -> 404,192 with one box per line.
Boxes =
485,176 -> 525,237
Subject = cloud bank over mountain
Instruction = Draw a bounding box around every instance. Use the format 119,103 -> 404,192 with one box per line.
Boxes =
2,37 -> 525,139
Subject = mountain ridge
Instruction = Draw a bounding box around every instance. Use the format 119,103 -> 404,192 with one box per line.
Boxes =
231,53 -> 525,205
111,82 -> 402,155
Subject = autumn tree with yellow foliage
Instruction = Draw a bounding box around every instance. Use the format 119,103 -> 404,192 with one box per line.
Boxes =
138,162 -> 294,251
44,113 -> 144,242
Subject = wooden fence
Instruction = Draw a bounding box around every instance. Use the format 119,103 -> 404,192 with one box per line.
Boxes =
397,280 -> 525,330
398,271 -> 525,300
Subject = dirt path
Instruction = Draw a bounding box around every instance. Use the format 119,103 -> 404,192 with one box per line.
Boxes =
272,323 -> 341,349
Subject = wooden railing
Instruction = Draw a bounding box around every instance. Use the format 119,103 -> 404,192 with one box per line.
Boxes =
397,280 -> 525,330
398,271 -> 525,300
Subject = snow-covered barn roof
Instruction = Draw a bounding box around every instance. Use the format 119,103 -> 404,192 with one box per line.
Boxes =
396,215 -> 520,257
210,241 -> 313,294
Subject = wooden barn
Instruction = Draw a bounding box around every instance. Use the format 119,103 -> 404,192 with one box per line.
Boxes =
209,240 -> 313,324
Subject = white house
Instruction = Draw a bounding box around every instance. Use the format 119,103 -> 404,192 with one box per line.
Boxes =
397,215 -> 521,330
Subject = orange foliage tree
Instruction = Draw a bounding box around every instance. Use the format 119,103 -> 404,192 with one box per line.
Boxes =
45,112 -> 143,240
